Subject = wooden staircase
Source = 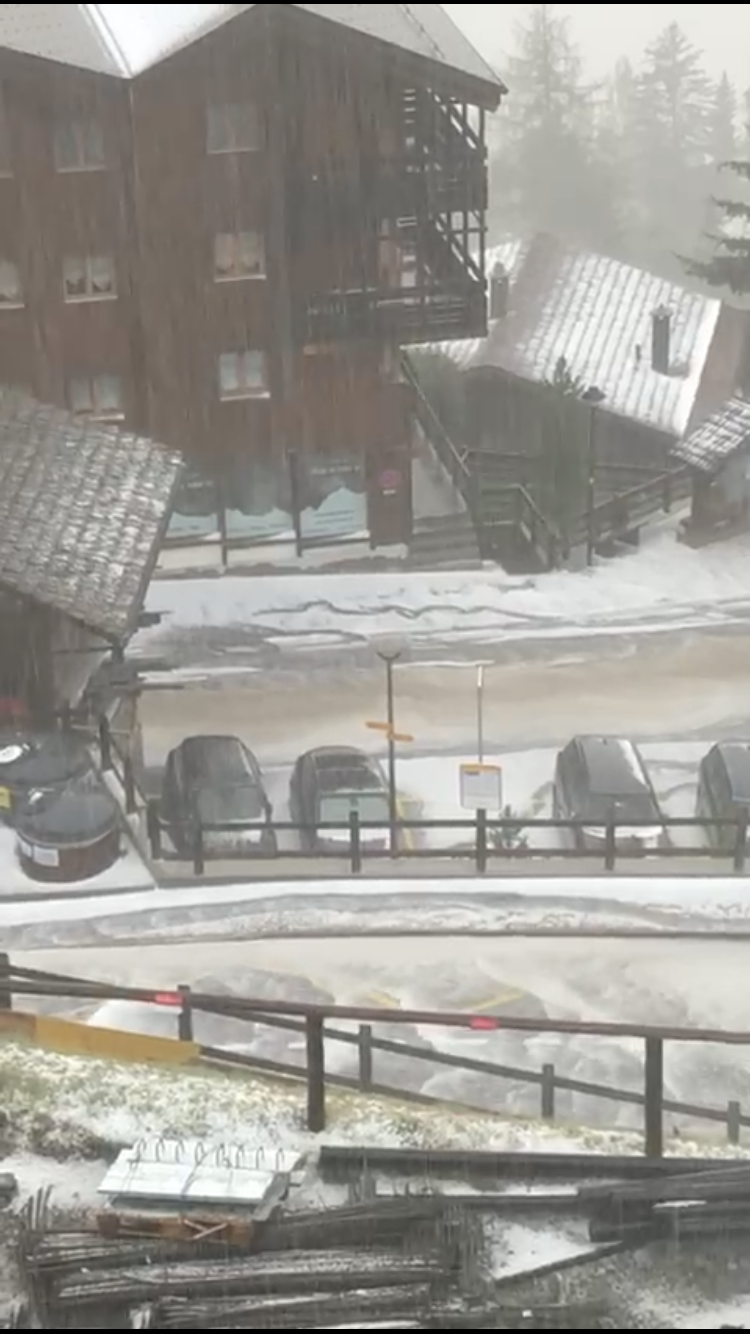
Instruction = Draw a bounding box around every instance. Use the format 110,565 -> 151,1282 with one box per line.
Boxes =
409,511 -> 482,570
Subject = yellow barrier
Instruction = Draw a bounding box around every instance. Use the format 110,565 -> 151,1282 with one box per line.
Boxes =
0,1010 -> 36,1039
33,1016 -> 199,1066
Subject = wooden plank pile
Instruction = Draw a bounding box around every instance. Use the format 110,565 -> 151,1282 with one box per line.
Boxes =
581,1163 -> 750,1245
18,1197 -> 475,1329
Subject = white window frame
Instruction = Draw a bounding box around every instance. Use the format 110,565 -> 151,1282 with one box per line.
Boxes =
0,259 -> 23,308
68,373 -> 124,421
54,118 -> 106,173
218,350 -> 269,401
207,102 -> 261,155
214,230 -> 266,282
63,255 -> 117,303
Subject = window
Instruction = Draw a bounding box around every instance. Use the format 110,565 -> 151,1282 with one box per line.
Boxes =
0,260 -> 22,307
218,350 -> 268,400
207,102 -> 261,154
63,255 -> 116,302
54,119 -> 105,171
214,231 -> 265,281
68,373 -> 123,419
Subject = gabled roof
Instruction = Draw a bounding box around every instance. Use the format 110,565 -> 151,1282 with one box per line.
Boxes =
0,4 -> 503,93
0,393 -> 181,640
672,396 -> 750,474
431,233 -> 725,439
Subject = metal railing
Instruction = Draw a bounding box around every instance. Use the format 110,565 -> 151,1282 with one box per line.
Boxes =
4,956 -> 750,1156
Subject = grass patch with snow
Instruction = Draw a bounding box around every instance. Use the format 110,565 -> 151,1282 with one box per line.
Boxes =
2,1038 -> 750,1164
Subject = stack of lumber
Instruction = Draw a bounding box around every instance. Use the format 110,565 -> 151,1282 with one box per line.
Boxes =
581,1163 -> 750,1244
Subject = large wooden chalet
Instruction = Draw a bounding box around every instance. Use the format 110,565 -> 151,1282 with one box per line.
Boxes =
0,4 -> 504,555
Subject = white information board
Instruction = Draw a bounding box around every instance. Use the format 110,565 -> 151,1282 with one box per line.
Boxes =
460,763 -> 503,812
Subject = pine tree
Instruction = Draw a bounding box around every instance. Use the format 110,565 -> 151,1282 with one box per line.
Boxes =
686,158 -> 750,294
628,23 -> 713,274
489,4 -> 621,251
709,73 -> 737,165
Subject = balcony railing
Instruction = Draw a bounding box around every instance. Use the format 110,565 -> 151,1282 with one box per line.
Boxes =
288,154 -> 486,233
294,281 -> 487,347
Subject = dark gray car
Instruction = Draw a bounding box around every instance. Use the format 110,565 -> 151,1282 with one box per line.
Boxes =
553,735 -> 665,853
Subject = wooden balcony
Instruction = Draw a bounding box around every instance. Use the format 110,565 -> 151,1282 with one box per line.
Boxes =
294,281 -> 487,347
288,154 -> 487,233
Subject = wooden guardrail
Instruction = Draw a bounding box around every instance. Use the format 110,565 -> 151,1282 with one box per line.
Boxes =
3,956 -> 750,1159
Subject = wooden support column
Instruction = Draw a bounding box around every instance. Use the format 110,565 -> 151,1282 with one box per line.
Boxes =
306,1013 -> 326,1132
644,1036 -> 665,1159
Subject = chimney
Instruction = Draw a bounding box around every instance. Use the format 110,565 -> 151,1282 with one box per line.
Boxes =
652,305 -> 672,375
489,260 -> 510,320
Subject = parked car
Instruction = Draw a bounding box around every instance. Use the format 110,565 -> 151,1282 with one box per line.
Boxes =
290,746 -> 391,853
0,731 -> 93,827
696,742 -> 750,850
553,735 -> 666,854
161,736 -> 276,858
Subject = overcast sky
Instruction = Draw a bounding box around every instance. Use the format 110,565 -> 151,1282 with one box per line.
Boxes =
444,4 -> 746,85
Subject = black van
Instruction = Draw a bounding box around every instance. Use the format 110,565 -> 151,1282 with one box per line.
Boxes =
553,735 -> 665,853
696,742 -> 750,849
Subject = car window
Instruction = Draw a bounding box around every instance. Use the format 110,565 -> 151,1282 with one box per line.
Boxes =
709,753 -> 733,812
318,792 -> 390,824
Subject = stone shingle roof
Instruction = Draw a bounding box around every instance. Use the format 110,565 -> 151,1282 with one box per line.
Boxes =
672,396 -> 750,475
0,393 -> 181,640
0,4 -> 503,94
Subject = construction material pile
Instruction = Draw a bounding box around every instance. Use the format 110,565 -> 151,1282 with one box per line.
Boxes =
582,1163 -> 750,1245
18,1197 -> 481,1329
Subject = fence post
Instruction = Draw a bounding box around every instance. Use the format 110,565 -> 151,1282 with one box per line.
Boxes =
146,800 -> 163,859
0,953 -> 11,1010
734,809 -> 748,874
123,756 -> 137,816
541,1064 -> 556,1121
358,1025 -> 374,1091
193,825 -> 205,877
177,985 -> 194,1043
605,810 -> 617,872
728,1100 -> 742,1146
349,810 -> 362,875
476,808 -> 488,874
99,716 -> 113,772
306,1013 -> 326,1133
644,1037 -> 664,1158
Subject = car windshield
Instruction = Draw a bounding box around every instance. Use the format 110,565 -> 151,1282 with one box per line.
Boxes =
195,784 -> 264,825
584,792 -> 658,823
318,792 -> 390,825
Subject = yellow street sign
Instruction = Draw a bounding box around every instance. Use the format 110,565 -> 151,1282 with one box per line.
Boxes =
365,721 -> 415,744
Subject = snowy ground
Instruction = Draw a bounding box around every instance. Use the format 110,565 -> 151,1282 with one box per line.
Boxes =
140,524 -> 750,660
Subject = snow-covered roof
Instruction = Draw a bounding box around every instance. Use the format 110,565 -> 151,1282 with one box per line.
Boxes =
0,4 -> 503,91
433,233 -> 726,439
672,396 -> 750,475
0,392 -> 181,639
419,238 -> 530,372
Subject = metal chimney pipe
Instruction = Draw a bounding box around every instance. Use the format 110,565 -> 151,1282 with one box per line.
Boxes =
652,305 -> 671,375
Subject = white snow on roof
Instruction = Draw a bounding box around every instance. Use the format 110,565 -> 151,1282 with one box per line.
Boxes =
0,3 -> 503,87
433,233 -> 724,438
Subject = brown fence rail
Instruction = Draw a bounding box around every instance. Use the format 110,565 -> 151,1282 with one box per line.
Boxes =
3,956 -> 750,1159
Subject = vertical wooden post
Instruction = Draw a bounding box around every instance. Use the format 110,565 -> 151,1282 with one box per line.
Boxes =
193,825 -> 205,877
605,809 -> 617,872
476,808 -> 488,874
99,716 -> 113,771
306,1014 -> 326,1133
734,808 -> 748,874
644,1037 -> 665,1158
728,1101 -> 742,1146
541,1064 -> 556,1121
0,953 -> 11,1010
178,986 -> 194,1043
349,810 -> 362,875
146,800 -> 163,859
359,1025 -> 373,1091
123,756 -> 137,816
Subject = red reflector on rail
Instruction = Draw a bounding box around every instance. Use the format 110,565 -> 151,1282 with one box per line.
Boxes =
469,1017 -> 500,1031
152,992 -> 182,1007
